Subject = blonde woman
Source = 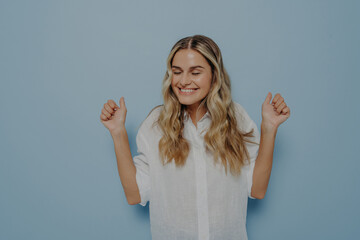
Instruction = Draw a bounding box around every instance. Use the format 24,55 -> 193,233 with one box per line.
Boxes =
100,35 -> 290,240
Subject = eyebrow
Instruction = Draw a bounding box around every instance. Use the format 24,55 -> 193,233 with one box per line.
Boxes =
171,65 -> 204,70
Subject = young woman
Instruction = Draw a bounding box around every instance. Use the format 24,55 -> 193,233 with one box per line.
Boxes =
100,35 -> 290,240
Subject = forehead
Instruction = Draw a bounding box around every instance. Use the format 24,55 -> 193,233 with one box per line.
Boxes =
172,49 -> 209,68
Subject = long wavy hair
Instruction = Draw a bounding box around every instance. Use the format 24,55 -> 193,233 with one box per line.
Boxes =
154,34 -> 258,176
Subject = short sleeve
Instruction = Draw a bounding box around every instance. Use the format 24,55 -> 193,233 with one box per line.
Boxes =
244,118 -> 260,199
133,124 -> 151,207
236,103 -> 261,199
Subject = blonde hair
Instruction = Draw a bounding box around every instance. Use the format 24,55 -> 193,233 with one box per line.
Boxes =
154,35 -> 258,176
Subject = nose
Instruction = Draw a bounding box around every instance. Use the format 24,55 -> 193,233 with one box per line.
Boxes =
179,74 -> 192,86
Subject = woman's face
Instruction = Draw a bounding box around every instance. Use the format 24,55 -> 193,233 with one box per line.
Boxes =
171,49 -> 213,111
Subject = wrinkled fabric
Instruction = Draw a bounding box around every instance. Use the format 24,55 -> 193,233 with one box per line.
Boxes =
133,102 -> 260,240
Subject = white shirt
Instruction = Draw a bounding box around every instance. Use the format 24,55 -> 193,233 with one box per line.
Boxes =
133,101 -> 260,240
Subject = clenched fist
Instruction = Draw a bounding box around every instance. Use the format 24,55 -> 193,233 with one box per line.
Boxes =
261,92 -> 290,131
100,97 -> 127,135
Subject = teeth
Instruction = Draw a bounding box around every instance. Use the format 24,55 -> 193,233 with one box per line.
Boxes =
180,88 -> 196,93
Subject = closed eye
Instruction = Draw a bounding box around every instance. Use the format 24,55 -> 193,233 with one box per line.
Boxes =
173,72 -> 200,75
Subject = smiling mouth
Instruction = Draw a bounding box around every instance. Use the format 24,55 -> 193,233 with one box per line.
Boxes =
179,87 -> 199,93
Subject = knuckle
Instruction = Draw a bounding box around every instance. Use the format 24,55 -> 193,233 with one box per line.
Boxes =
105,104 -> 111,111
102,110 -> 110,116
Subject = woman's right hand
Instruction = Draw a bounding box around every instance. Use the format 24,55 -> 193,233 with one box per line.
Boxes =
100,97 -> 127,135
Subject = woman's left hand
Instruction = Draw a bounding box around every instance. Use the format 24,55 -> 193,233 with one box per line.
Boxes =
261,92 -> 291,131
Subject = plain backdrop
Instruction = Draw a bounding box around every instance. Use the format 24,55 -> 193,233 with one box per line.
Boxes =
1,0 -> 359,239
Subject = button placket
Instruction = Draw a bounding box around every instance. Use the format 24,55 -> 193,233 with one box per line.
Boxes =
193,123 -> 210,240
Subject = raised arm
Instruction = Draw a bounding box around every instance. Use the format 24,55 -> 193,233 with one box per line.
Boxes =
100,97 -> 141,205
251,92 -> 291,199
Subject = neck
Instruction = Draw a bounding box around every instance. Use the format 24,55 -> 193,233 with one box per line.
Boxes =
185,104 -> 207,127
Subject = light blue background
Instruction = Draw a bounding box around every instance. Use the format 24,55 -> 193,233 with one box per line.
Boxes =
1,0 -> 359,239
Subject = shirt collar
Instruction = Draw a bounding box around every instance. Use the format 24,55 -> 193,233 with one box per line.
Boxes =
183,110 -> 211,122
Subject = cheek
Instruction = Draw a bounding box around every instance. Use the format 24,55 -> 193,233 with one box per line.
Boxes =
171,76 -> 178,85
198,75 -> 212,89
170,80 -> 178,92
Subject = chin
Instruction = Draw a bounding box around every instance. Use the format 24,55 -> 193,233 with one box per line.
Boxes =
178,100 -> 193,106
